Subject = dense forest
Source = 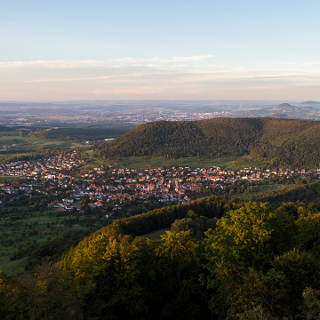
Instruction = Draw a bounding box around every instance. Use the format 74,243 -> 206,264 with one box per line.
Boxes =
99,118 -> 320,168
1,195 -> 320,319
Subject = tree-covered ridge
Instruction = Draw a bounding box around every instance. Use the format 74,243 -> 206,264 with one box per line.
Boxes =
2,197 -> 320,319
57,201 -> 320,319
99,118 -> 320,167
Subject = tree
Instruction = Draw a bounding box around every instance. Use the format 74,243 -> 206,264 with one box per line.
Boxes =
295,213 -> 320,257
205,202 -> 275,277
301,287 -> 320,320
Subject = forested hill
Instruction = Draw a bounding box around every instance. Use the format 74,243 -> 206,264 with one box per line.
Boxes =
98,118 -> 320,168
2,193 -> 320,318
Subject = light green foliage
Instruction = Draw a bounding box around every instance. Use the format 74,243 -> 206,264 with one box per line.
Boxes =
157,230 -> 198,262
205,202 -> 275,275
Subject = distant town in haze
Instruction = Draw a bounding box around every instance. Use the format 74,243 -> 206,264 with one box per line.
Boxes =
1,100 -> 320,127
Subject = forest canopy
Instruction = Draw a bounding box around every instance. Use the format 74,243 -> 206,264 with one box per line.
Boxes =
1,197 -> 320,319
99,118 -> 320,168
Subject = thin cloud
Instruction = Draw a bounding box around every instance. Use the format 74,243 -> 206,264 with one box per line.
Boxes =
1,55 -> 320,100
0,55 -> 215,69
27,75 -> 115,83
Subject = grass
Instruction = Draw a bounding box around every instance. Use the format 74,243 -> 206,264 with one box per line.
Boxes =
80,155 -> 224,170
233,184 -> 296,200
0,133 -> 76,161
91,155 -> 274,170
115,157 -> 216,168
224,155 -> 274,170
0,206 -> 107,274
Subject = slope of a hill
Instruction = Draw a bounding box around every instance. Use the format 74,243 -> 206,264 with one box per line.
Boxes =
2,193 -> 320,319
60,182 -> 320,275
56,195 -> 320,319
99,118 -> 320,167
238,180 -> 320,205
29,126 -> 131,141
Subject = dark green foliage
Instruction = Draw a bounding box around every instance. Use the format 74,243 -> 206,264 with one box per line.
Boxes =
2,199 -> 320,319
24,230 -> 91,271
76,233 -> 209,320
204,202 -> 320,319
110,196 -> 236,236
99,118 -> 320,168
170,210 -> 217,238
99,118 -> 261,159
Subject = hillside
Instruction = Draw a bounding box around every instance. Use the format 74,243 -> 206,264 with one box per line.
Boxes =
238,180 -> 320,205
99,118 -> 320,168
28,126 -> 132,141
2,191 -> 320,318
1,196 -> 318,319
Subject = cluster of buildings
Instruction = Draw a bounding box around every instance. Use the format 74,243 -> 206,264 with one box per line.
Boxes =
1,151 -> 320,214
0,151 -> 83,179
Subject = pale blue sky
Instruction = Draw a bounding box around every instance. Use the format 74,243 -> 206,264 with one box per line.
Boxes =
1,0 -> 320,101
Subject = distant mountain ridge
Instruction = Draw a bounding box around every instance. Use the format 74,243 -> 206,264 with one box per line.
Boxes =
99,118 -> 320,168
238,102 -> 320,119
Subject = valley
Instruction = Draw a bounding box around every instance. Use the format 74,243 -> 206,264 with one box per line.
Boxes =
1,118 -> 320,319
1,119 -> 320,274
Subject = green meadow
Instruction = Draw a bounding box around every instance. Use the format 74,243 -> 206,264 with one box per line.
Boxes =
0,206 -> 107,274
96,155 -> 272,169
0,133 -> 77,161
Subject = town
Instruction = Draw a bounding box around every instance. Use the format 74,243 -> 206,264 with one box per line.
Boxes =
1,150 -> 320,218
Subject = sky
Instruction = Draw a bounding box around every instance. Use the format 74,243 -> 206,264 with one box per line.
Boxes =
1,0 -> 320,101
